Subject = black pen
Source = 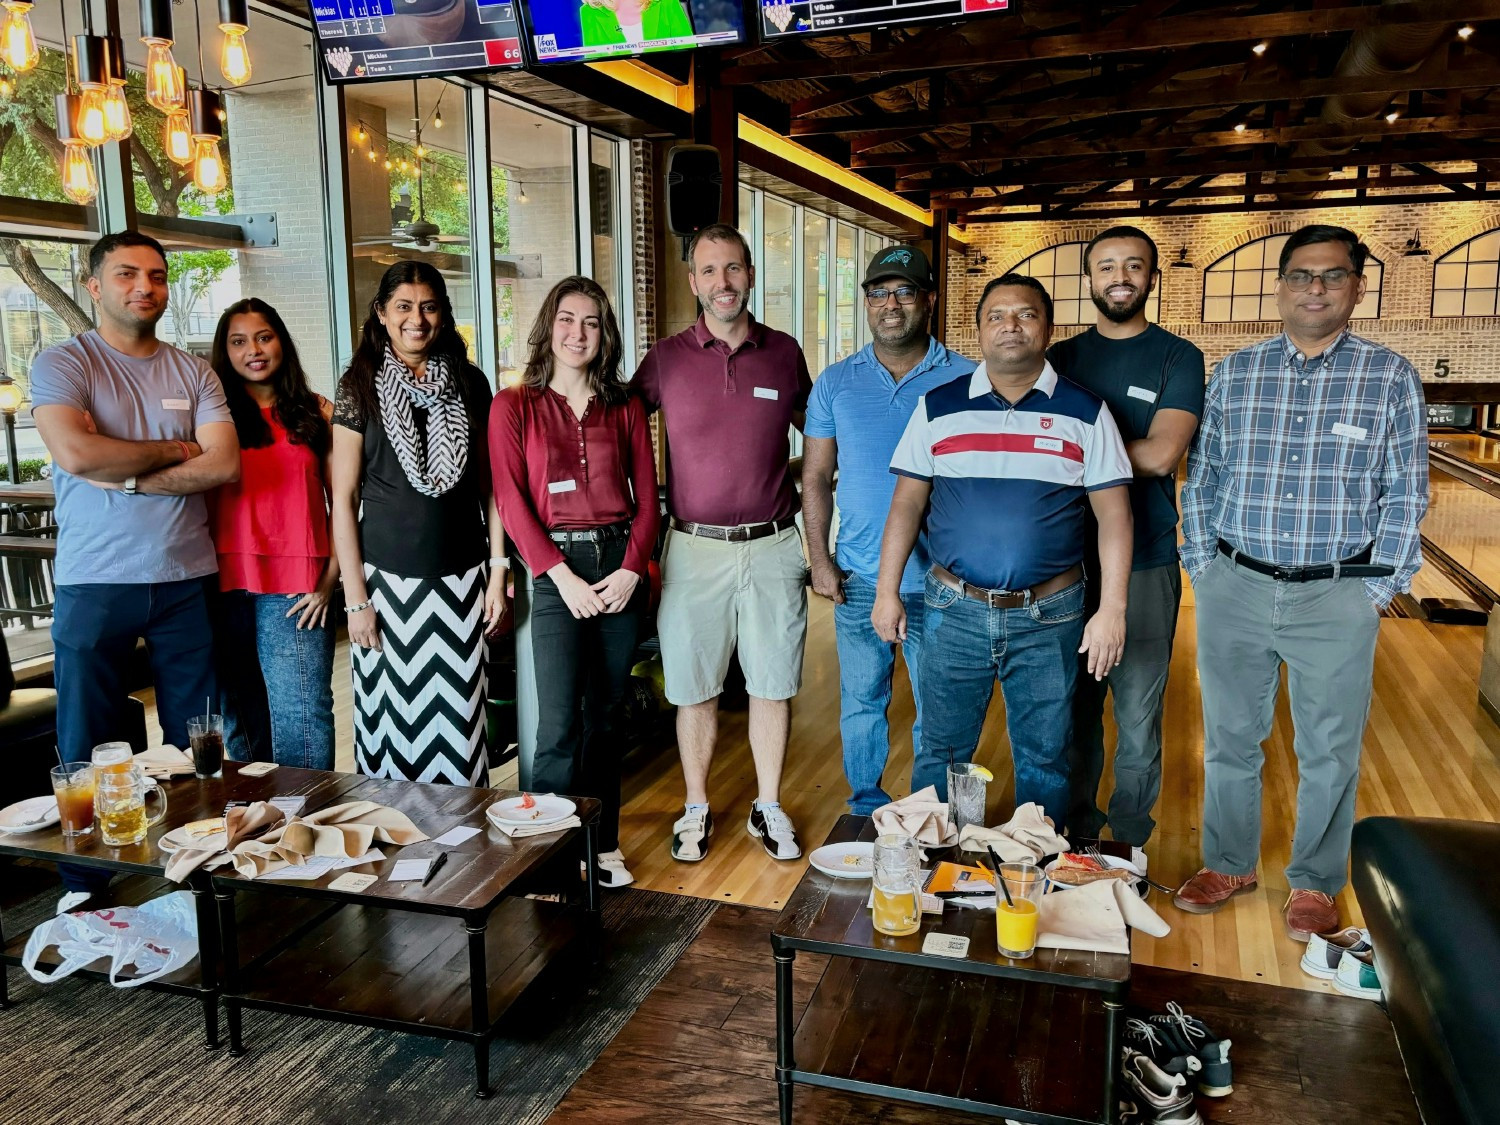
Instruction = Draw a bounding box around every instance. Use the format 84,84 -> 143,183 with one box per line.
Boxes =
421,851 -> 448,886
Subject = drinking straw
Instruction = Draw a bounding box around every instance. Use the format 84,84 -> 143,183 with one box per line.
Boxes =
987,845 -> 1015,909
54,744 -> 64,768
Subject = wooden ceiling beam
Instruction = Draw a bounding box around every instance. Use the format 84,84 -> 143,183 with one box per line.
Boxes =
958,189 -> 1500,223
721,0 -> 1500,86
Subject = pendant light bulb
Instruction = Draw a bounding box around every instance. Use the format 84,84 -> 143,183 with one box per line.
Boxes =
1,3 -> 38,73
77,88 -> 109,146
102,84 -> 132,142
62,142 -> 97,203
163,111 -> 192,165
218,0 -> 251,86
143,42 -> 185,111
433,108 -> 443,129
192,137 -> 226,194
0,76 -> 12,99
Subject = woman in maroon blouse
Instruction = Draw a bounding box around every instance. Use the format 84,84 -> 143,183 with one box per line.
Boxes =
490,276 -> 659,888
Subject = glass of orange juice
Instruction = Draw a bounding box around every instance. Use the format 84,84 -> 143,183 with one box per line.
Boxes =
872,834 -> 922,937
996,899 -> 1039,959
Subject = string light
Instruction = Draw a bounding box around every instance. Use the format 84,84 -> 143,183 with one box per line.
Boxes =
1459,24 -> 1475,40
1252,41 -> 1268,56
0,75 -> 12,99
1,1 -> 39,73
356,121 -> 367,142
217,0 -> 251,86
1385,110 -> 1400,124
1233,122 -> 1246,133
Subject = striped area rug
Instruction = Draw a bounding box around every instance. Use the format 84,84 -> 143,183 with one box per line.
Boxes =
0,872 -> 716,1124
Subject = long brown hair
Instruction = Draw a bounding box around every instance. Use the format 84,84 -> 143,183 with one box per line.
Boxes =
519,276 -> 627,405
211,298 -> 329,456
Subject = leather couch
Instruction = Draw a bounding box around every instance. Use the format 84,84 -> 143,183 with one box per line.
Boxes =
1351,816 -> 1500,1125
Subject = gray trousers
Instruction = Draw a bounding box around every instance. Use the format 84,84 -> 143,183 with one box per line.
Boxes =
1066,562 -> 1181,846
1194,552 -> 1380,895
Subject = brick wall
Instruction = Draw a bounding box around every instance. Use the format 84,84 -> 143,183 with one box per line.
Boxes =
944,198 -> 1500,383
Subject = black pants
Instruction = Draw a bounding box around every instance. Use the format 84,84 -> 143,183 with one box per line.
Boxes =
526,535 -> 645,852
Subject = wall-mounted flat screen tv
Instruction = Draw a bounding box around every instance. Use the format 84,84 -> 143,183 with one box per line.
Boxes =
759,0 -> 1008,39
520,0 -> 746,64
311,0 -> 525,83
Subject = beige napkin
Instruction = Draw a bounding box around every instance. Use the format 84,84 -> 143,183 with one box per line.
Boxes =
491,814 -> 580,839
1035,880 -> 1171,954
134,746 -> 196,779
162,800 -> 286,882
959,801 -> 1070,860
871,786 -> 956,847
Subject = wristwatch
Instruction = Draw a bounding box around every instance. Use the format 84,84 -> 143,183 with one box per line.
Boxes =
123,476 -> 138,495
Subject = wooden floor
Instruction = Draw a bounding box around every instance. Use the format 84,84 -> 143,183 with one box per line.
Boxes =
546,903 -> 1419,1125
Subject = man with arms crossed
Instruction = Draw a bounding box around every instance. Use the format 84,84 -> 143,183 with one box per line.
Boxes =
31,231 -> 239,910
874,275 -> 1132,818
1175,224 -> 1427,941
1049,226 -> 1205,847
803,245 -> 974,814
636,223 -> 812,863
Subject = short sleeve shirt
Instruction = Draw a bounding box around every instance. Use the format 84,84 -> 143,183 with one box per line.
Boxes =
28,331 -> 230,585
890,362 -> 1132,591
634,315 -> 811,526
1048,324 -> 1206,569
805,338 -> 975,592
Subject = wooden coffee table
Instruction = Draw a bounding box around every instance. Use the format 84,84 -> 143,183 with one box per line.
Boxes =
210,771 -> 601,1098
771,816 -> 1130,1125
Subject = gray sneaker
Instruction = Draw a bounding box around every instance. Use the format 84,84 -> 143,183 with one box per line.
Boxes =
1121,1049 -> 1203,1124
670,807 -> 714,862
1149,1002 -> 1232,1097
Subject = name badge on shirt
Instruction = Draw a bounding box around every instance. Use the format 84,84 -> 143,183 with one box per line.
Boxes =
753,386 -> 779,401
161,397 -> 190,411
1127,385 -> 1157,403
1035,437 -> 1064,452
548,479 -> 578,494
1331,422 -> 1368,441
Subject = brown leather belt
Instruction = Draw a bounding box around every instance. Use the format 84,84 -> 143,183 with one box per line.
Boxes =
931,563 -> 1084,609
669,515 -> 797,542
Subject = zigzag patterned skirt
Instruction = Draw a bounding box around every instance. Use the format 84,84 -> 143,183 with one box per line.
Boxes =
352,562 -> 487,785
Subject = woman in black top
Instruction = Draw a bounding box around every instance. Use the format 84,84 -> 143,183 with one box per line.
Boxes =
330,262 -> 508,783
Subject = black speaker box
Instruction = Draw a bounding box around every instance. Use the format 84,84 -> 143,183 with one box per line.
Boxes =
666,144 -> 723,236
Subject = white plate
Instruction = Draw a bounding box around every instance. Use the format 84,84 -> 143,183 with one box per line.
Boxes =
1044,854 -> 1142,890
486,794 -> 576,827
159,822 -> 228,853
0,796 -> 60,834
809,841 -> 875,880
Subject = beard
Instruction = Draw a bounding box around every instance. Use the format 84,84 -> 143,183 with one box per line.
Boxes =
1090,283 -> 1151,324
700,287 -> 749,324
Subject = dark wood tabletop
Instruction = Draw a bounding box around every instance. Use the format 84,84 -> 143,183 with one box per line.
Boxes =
0,480 -> 55,505
772,814 -> 1130,994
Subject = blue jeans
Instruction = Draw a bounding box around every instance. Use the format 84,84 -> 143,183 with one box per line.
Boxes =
213,590 -> 335,771
834,574 -> 924,814
915,572 -> 1086,820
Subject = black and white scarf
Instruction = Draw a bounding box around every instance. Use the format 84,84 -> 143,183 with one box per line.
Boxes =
376,347 -> 469,498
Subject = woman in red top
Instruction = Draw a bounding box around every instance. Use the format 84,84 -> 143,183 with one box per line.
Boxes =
490,276 -> 659,888
209,298 -> 337,769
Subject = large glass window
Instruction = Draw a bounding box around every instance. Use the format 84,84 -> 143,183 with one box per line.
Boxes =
1204,234 -> 1382,323
762,196 -> 795,334
801,212 -> 828,375
0,43 -> 71,205
833,221 -> 857,363
1432,230 -> 1500,317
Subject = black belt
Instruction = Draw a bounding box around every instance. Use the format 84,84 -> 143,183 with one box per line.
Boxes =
669,515 -> 797,542
1217,540 -> 1394,581
549,519 -> 631,545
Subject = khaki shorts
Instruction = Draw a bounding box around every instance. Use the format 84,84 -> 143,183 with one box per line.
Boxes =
656,526 -> 809,706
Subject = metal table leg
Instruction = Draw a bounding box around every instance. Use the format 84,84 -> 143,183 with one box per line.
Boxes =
215,887 -> 245,1056
467,916 -> 492,1099
0,900 -> 10,1009
1103,998 -> 1124,1124
191,881 -> 219,1049
775,948 -> 795,1125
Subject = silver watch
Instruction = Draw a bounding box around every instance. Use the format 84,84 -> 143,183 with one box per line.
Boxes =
123,476 -> 138,495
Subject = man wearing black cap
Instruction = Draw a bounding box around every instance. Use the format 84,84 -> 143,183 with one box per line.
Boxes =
803,245 -> 975,813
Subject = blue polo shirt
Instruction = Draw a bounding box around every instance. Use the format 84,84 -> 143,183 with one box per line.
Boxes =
890,362 -> 1132,591
806,338 -> 975,593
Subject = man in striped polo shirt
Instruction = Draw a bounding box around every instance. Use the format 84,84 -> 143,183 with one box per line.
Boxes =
873,274 -> 1134,820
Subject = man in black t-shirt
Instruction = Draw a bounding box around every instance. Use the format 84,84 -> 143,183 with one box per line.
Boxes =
1048,226 -> 1206,848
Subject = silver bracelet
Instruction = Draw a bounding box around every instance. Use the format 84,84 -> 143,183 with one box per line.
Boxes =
345,600 -> 373,614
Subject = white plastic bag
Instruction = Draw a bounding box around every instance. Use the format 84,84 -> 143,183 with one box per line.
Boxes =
22,891 -> 200,988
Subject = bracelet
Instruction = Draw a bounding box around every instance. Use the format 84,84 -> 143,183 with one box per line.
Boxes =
489,555 -> 511,570
174,439 -> 193,463
345,600 -> 373,614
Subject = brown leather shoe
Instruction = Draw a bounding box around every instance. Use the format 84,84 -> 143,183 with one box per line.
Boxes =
1283,889 -> 1339,943
1173,867 -> 1258,914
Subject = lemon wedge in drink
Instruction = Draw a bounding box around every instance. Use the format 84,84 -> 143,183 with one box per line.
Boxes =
970,765 -> 994,782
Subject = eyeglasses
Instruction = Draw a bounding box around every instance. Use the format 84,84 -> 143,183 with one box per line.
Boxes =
865,285 -> 921,306
1280,268 -> 1355,291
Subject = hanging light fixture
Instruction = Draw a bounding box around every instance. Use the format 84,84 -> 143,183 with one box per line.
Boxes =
1,1 -> 39,73
0,74 -> 13,99
56,93 -> 97,204
162,108 -> 192,165
188,87 -> 226,193
217,0 -> 250,86
101,34 -> 132,142
72,35 -> 110,147
140,0 -> 186,112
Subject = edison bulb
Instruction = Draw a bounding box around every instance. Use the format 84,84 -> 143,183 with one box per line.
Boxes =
102,84 -> 132,142
162,112 -> 192,166
144,42 -> 186,112
61,142 -> 97,204
192,137 -> 226,193
1,3 -> 37,72
219,26 -> 250,86
77,87 -> 108,146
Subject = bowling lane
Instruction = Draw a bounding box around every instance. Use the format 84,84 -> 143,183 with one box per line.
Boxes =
1429,431 -> 1500,471
1423,465 -> 1500,595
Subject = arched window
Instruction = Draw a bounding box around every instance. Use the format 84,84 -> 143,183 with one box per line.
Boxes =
1007,241 -> 1162,327
1202,234 -> 1383,323
1432,230 -> 1500,317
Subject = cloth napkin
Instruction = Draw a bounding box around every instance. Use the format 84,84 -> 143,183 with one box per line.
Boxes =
490,814 -> 580,839
133,746 -> 196,779
871,786 -> 956,847
958,801 -> 1069,861
1035,879 -> 1171,955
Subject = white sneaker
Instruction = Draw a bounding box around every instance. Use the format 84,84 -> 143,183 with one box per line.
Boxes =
747,804 -> 802,860
670,807 -> 714,862
1333,947 -> 1383,1001
1301,926 -> 1371,980
56,891 -> 92,915
595,849 -> 635,889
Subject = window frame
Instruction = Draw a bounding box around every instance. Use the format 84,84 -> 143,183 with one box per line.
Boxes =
1431,229 -> 1500,319
1202,234 -> 1384,324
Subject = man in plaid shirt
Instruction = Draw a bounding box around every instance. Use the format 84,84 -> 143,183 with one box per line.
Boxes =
1174,224 -> 1428,943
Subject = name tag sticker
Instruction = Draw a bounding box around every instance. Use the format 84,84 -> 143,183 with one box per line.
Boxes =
161,397 -> 190,411
1127,385 -> 1157,403
547,479 -> 577,494
753,386 -> 779,401
1035,437 -> 1064,452
1332,422 -> 1368,440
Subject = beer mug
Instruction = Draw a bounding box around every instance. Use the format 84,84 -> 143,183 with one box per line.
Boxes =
872,834 -> 923,937
90,742 -> 135,776
94,768 -> 168,847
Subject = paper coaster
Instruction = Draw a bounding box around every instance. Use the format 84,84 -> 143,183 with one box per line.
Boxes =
329,872 -> 377,892
238,762 -> 278,777
921,933 -> 970,959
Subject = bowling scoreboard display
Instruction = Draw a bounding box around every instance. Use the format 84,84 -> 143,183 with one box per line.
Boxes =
760,0 -> 1008,38
310,0 -> 524,82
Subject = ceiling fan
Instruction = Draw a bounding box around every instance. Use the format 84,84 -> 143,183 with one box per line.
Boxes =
356,82 -> 468,252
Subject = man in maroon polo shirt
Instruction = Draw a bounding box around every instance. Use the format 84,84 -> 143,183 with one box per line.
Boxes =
636,222 -> 813,864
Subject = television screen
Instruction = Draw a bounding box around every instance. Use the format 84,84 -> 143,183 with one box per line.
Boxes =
311,0 -> 525,83
521,0 -> 746,64
760,0 -> 1008,39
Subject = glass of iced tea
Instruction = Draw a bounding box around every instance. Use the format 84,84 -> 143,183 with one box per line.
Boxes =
188,714 -> 226,779
94,769 -> 168,847
872,834 -> 923,937
50,764 -> 95,837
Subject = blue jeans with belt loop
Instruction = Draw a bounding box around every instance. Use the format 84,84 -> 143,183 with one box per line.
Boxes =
915,570 -> 1086,823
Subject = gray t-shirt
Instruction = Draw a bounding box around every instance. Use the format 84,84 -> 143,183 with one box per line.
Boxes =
29,330 -> 230,585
